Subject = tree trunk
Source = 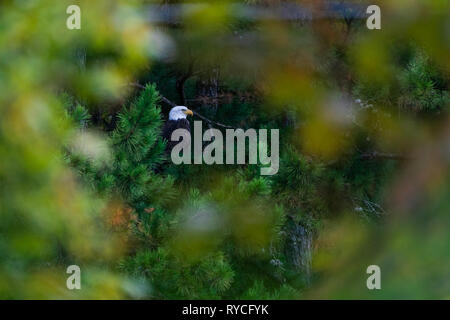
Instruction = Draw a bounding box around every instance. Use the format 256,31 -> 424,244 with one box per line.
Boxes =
284,218 -> 313,285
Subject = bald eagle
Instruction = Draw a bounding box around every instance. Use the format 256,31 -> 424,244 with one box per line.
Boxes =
162,106 -> 193,153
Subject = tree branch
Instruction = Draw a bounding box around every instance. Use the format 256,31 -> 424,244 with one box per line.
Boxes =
359,152 -> 410,161
128,82 -> 236,129
189,110 -> 235,129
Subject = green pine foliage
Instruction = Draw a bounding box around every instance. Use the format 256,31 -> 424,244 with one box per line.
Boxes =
64,84 -> 175,242
353,50 -> 449,114
110,84 -> 174,213
120,170 -> 295,299
119,249 -> 234,299
398,52 -> 449,113
61,42 -> 448,299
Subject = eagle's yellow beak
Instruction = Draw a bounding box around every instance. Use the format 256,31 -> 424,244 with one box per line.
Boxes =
183,109 -> 193,116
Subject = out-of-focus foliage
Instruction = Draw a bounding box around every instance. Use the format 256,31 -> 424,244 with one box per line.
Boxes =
0,0 -> 156,298
0,0 -> 449,299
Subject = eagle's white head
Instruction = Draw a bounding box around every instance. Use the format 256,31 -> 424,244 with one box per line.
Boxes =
169,106 -> 193,121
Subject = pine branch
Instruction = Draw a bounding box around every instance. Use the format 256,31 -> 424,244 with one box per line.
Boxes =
115,83 -> 160,147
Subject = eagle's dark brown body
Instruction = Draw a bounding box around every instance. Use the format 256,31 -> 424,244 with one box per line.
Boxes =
162,118 -> 191,153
